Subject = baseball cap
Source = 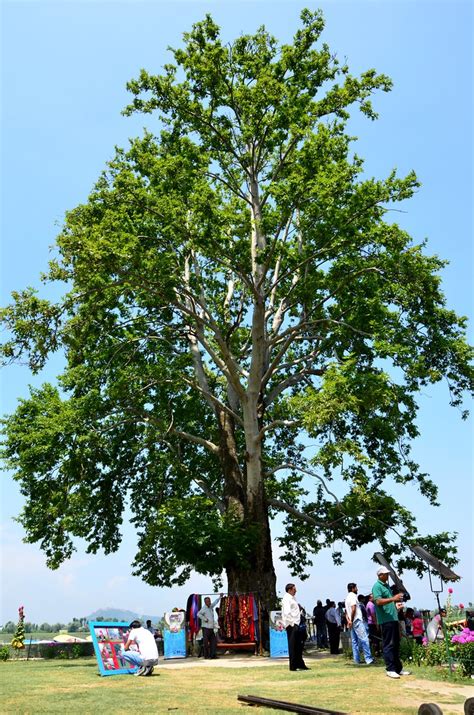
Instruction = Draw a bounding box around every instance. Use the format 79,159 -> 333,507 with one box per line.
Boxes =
377,566 -> 391,575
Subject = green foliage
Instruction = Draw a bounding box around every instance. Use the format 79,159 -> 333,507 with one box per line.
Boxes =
399,636 -> 414,662
0,646 -> 10,661
454,642 -> 474,677
39,644 -> 56,659
1,8 -> 472,595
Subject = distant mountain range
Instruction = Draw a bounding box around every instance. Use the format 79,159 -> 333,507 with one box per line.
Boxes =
86,607 -> 162,623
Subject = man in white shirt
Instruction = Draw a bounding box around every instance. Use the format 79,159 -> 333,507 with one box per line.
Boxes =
345,583 -> 374,665
122,620 -> 159,676
281,583 -> 309,671
197,595 -> 221,659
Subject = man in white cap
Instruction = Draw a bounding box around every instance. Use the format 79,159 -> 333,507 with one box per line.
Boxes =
372,567 -> 411,679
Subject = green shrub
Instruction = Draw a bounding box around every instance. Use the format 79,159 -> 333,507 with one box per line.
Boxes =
0,646 -> 10,661
454,641 -> 474,677
39,644 -> 56,659
399,637 -> 414,662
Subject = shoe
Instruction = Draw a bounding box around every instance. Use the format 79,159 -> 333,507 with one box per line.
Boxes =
386,671 -> 400,679
298,666 -> 310,670
144,666 -> 154,676
399,670 -> 411,676
366,660 -> 375,665
134,666 -> 147,677
289,668 -> 297,671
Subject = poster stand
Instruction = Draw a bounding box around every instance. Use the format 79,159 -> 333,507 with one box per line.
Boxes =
163,611 -> 187,659
89,621 -> 138,676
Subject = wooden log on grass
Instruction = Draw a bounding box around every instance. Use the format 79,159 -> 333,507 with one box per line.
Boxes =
237,694 -> 347,714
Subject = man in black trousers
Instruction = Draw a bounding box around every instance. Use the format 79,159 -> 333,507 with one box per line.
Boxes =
281,583 -> 310,671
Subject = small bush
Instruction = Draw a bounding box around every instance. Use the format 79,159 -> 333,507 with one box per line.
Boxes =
454,641 -> 474,677
39,644 -> 56,659
399,637 -> 414,662
0,646 -> 10,661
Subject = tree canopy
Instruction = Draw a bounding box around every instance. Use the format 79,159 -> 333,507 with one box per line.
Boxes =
2,9 -> 472,604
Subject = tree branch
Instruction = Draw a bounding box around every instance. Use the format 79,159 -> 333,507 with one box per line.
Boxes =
265,462 -> 341,503
265,368 -> 325,406
257,420 -> 300,441
173,430 -> 220,455
267,497 -> 345,527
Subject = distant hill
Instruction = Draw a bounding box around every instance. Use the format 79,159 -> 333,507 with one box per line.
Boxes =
86,608 -> 162,623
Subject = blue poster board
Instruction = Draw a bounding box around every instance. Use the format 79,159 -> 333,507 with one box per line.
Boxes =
89,621 -> 138,676
163,611 -> 186,659
269,611 -> 288,658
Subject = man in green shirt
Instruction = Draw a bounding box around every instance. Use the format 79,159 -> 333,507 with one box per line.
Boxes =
372,566 -> 411,679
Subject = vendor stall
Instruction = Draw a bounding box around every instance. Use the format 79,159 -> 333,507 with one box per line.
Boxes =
186,592 -> 263,655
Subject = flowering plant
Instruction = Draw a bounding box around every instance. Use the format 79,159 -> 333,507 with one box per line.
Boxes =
11,605 -> 25,650
451,628 -> 474,645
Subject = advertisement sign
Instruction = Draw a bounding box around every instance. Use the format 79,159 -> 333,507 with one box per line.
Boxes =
163,611 -> 186,659
269,610 -> 288,658
89,621 -> 138,676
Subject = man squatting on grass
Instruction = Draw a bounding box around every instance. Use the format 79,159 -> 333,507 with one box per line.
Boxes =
281,583 -> 310,672
121,620 -> 159,676
372,567 -> 411,680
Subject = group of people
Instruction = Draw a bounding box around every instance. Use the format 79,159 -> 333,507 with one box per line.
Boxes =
282,566 -> 414,680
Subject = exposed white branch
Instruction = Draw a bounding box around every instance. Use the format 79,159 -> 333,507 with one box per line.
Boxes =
224,275 -> 235,308
181,376 -> 244,427
257,420 -> 300,441
173,430 -> 220,455
266,462 -> 341,503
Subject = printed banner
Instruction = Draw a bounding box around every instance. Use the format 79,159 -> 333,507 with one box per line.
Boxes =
163,611 -> 186,659
89,621 -> 138,676
269,610 -> 288,658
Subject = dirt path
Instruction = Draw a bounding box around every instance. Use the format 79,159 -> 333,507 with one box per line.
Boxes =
399,678 -> 474,714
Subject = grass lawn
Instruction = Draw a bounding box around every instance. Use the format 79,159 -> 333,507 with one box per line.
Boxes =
1,655 -> 471,714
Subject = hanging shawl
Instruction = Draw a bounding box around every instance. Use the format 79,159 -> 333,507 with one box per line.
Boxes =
186,593 -> 201,639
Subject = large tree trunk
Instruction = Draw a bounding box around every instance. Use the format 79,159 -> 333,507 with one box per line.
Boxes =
225,498 -> 277,611
220,407 -> 277,610
222,170 -> 278,609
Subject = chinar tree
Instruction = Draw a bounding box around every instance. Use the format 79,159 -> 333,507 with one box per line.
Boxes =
1,10 -> 472,607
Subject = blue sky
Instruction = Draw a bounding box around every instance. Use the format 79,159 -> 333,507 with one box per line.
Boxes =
1,0 -> 472,625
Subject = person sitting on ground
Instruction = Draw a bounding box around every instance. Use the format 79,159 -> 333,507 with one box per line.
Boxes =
121,620 -> 159,676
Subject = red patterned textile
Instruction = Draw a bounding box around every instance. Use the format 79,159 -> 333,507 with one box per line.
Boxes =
218,593 -> 258,643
